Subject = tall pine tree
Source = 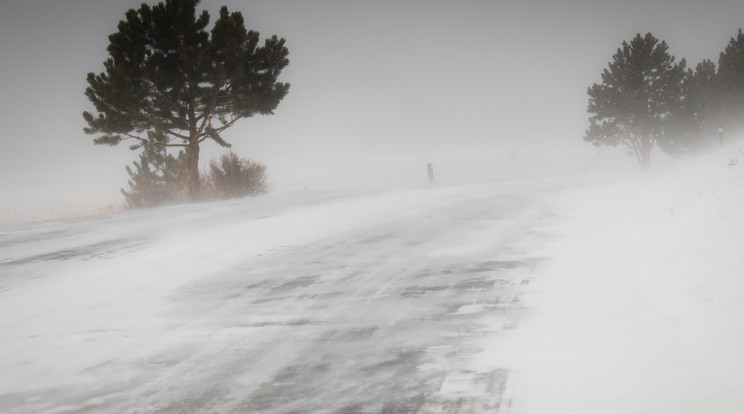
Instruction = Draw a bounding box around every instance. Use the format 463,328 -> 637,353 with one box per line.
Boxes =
585,33 -> 686,168
83,0 -> 289,199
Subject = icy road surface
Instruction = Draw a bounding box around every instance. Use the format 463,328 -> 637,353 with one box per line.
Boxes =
0,181 -> 560,413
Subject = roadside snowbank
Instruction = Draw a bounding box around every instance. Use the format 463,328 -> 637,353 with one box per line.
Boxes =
497,144 -> 744,413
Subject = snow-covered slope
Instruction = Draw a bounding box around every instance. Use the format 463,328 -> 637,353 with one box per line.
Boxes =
495,144 -> 744,413
1,144 -> 742,413
0,179 -> 561,413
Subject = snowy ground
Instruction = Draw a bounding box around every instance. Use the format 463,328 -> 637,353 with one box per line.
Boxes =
0,177 -> 564,413
1,144 -> 743,413
494,144 -> 744,414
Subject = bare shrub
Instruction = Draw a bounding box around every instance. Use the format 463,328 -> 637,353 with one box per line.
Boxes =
122,149 -> 270,208
205,152 -> 272,199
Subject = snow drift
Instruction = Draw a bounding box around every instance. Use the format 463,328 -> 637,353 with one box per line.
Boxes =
494,143 -> 744,414
1,142 -> 743,413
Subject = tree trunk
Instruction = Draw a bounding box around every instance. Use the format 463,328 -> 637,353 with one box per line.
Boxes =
637,139 -> 652,169
187,137 -> 201,200
638,150 -> 650,169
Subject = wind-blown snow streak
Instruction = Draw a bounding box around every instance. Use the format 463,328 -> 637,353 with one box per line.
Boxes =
492,144 -> 744,414
2,146 -> 742,413
0,180 -> 560,413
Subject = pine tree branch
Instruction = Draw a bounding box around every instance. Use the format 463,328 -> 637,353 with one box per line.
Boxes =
122,132 -> 148,143
211,114 -> 244,134
165,129 -> 190,141
119,132 -> 190,149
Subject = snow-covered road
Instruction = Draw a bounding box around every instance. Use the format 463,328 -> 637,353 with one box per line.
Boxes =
4,146 -> 744,414
0,180 -> 560,413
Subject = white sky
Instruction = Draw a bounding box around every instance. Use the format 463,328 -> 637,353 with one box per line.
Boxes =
2,0 -> 744,210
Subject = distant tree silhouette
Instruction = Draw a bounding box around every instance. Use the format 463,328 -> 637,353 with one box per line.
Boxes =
717,29 -> 744,135
585,33 -> 686,168
671,59 -> 719,154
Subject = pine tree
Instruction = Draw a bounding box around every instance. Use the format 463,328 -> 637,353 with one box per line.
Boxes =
121,143 -> 188,208
717,29 -> 744,134
83,0 -> 289,199
670,60 -> 718,154
585,33 -> 686,168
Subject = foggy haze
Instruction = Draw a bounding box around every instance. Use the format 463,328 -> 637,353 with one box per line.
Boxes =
3,2 -> 744,411
2,0 -> 744,217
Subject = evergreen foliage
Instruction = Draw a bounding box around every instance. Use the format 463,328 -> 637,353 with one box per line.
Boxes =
121,150 -> 269,209
717,29 -> 744,134
673,60 -> 719,153
121,144 -> 188,208
83,0 -> 289,198
585,33 -> 687,168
